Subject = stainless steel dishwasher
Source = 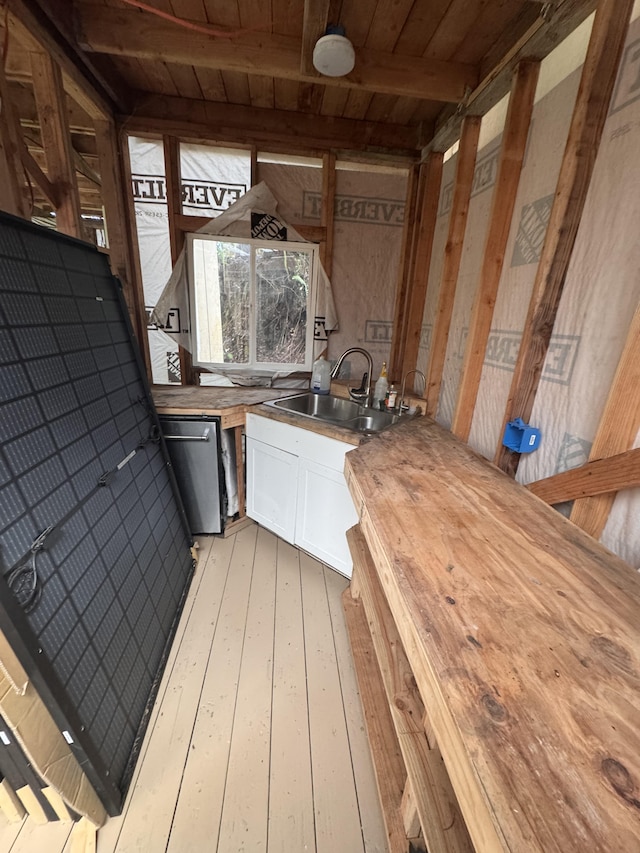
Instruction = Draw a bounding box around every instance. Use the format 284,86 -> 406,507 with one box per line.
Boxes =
159,415 -> 226,534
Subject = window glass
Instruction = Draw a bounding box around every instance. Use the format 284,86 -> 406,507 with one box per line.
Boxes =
189,236 -> 316,372
255,247 -> 310,365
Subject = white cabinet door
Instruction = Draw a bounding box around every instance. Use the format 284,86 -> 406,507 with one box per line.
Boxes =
295,458 -> 359,577
246,436 -> 298,544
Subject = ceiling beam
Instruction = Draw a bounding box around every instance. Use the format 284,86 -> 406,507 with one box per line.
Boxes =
6,0 -> 119,119
423,0 -> 597,155
301,0 -> 330,76
122,92 -> 422,157
76,3 -> 478,104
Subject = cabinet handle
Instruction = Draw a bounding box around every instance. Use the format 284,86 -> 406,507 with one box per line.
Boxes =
164,428 -> 211,442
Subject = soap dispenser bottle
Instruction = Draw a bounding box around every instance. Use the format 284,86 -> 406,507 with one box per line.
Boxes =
310,356 -> 331,395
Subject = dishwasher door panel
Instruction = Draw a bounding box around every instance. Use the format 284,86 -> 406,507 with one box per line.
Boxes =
159,416 -> 225,534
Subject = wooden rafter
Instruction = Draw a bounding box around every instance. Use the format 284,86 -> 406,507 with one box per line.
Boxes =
401,152 -> 444,384
494,0 -> 635,476
423,0 -> 597,156
301,0 -> 330,76
424,116 -> 480,418
30,50 -> 83,238
528,447 -> 640,505
76,4 -> 478,104
6,0 -> 117,119
451,60 -> 539,442
569,303 -> 640,536
123,93 -> 421,156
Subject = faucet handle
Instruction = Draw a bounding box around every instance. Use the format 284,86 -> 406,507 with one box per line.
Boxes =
349,372 -> 369,404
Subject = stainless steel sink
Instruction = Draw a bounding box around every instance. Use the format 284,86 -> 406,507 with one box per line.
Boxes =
265,393 -> 404,434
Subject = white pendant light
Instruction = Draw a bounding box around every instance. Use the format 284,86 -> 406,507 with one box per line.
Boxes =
312,25 -> 355,77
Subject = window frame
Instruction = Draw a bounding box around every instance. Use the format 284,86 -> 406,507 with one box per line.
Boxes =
186,232 -> 318,374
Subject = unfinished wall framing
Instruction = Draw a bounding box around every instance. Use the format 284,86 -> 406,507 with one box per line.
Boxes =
395,0 -> 640,566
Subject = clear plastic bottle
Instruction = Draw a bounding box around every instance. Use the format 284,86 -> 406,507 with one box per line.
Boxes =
310,356 -> 331,394
372,362 -> 388,409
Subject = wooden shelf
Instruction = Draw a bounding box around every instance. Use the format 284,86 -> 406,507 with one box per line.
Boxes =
344,525 -> 473,853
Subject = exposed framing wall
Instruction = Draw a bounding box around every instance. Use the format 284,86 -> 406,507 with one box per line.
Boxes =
392,0 -> 640,562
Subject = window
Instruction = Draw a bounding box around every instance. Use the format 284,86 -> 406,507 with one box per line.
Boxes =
187,234 -> 318,373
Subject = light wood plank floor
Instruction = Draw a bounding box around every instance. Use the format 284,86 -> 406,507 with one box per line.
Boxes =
0,523 -> 387,853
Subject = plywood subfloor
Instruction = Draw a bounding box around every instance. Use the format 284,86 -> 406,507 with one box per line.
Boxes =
0,523 -> 387,853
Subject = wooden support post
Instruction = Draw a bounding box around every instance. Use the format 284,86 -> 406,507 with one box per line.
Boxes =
0,54 -> 29,218
30,51 -> 83,238
389,165 -> 420,381
320,151 -> 336,279
451,60 -> 539,441
569,303 -> 640,535
94,118 -> 149,362
528,446 -> 640,505
424,116 -> 481,417
120,132 -> 152,380
163,134 -> 196,386
494,0 -> 634,475
250,146 -> 258,187
234,425 -> 246,520
401,152 -> 444,383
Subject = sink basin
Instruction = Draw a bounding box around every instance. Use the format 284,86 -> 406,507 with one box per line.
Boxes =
265,393 -> 404,434
270,392 -> 362,421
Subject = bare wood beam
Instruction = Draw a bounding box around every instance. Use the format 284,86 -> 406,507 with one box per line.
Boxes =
30,51 -> 83,237
320,151 -> 336,279
6,0 -> 117,119
424,116 -> 481,417
77,4 -> 477,104
120,133 -> 152,378
123,92 -> 420,156
301,0 -> 330,75
451,60 -> 539,442
174,213 -> 326,244
389,165 -> 420,381
528,447 -> 640,505
569,303 -> 640,536
20,144 -> 60,208
163,134 -> 196,386
0,51 -> 29,217
494,0 -> 634,476
424,0 -> 597,155
94,118 -> 147,354
9,80 -> 96,134
401,152 -> 444,384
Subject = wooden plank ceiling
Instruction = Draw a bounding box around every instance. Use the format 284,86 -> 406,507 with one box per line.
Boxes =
1,0 -> 596,218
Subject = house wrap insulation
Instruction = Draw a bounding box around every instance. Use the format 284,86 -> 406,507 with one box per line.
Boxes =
417,8 -> 640,567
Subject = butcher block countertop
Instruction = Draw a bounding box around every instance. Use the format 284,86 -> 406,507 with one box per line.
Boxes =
151,385 -> 295,427
345,417 -> 640,853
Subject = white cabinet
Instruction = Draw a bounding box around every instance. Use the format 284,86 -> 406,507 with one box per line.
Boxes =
246,436 -> 298,544
245,413 -> 359,576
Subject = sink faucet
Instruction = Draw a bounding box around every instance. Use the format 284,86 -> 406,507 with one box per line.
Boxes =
399,369 -> 426,413
330,348 -> 373,405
